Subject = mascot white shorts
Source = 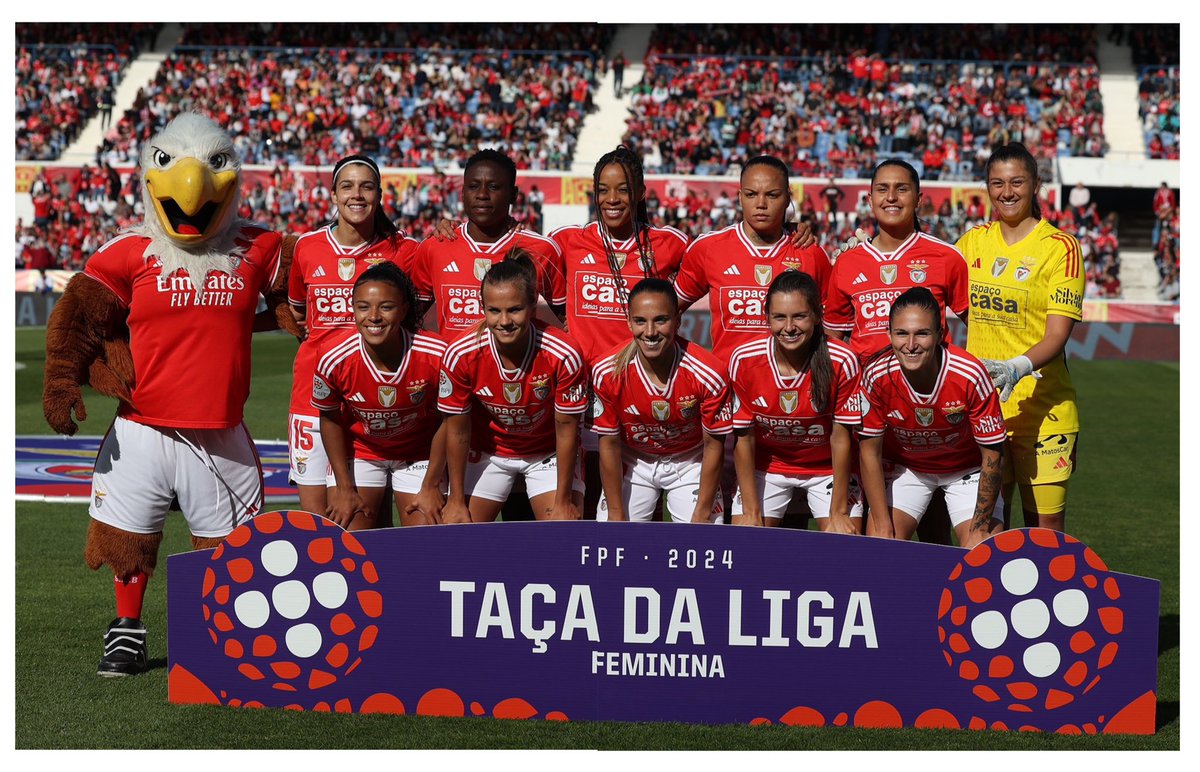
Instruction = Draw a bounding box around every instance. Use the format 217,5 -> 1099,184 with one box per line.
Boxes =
89,416 -> 263,538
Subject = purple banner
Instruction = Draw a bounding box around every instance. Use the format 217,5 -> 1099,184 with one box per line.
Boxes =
168,513 -> 1158,734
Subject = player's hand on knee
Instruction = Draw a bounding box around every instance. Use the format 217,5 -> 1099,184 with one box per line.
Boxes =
828,512 -> 859,535
544,499 -> 582,520
439,499 -> 472,524
44,378 -> 86,435
831,228 -> 869,260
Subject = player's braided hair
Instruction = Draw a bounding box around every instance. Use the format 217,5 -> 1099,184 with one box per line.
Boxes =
985,142 -> 1042,220
593,146 -> 656,314
613,278 -> 679,377
765,270 -> 833,413
871,158 -> 923,233
353,261 -> 420,332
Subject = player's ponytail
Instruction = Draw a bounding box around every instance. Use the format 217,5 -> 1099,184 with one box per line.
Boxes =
353,261 -> 420,332
985,142 -> 1042,220
765,270 -> 832,413
594,145 -> 656,314
613,278 -> 679,375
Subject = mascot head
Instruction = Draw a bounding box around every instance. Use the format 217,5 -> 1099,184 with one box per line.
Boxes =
135,112 -> 247,292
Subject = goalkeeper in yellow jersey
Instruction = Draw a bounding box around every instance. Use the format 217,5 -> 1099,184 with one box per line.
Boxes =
956,142 -> 1084,533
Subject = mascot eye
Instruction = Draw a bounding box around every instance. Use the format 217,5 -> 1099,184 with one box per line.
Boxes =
152,148 -> 172,167
210,153 -> 230,170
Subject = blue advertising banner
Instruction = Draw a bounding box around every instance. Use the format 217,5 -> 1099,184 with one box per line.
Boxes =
167,513 -> 1158,734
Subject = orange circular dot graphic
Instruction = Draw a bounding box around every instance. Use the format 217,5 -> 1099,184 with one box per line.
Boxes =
1082,547 -> 1108,572
330,613 -> 356,636
959,660 -> 979,681
988,656 -> 1014,679
253,511 -> 283,533
972,685 -> 1000,702
963,544 -> 992,567
325,642 -> 349,669
1098,607 -> 1124,635
779,706 -> 825,727
357,590 -> 384,618
950,606 -> 967,626
225,558 -> 254,584
1082,574 -> 1097,588
964,577 -> 993,604
202,568 -> 216,597
286,510 -> 318,531
417,688 -> 465,717
992,530 -> 1025,552
270,662 -> 301,679
212,612 -> 234,632
948,633 -> 970,654
545,712 -> 569,722
914,709 -> 960,730
1006,682 -> 1037,700
340,531 -> 367,555
1070,631 -> 1096,654
224,639 -> 244,659
214,585 -> 230,605
362,561 -> 379,584
1048,554 -> 1076,582
1027,529 -> 1059,549
224,526 -> 251,548
1063,660 -> 1088,687
237,663 -> 265,680
307,538 -> 334,565
360,693 -> 406,715
252,635 -> 277,657
938,588 -> 953,619
853,701 -> 902,729
1097,642 -> 1119,669
1045,689 -> 1074,710
1104,576 -> 1121,600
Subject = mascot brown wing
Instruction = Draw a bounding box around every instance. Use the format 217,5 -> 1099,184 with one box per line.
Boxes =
263,234 -> 304,339
43,273 -> 133,435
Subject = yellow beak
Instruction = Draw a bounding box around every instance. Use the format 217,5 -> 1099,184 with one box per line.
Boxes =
144,158 -> 238,243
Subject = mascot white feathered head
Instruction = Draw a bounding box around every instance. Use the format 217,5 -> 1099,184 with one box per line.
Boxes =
134,112 -> 248,291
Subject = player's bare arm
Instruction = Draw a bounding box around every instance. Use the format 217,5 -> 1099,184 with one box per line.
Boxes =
730,428 -> 764,526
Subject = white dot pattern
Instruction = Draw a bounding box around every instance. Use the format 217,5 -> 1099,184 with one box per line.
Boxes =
272,580 -> 311,620
285,623 -> 322,658
971,609 -> 1009,649
260,540 -> 298,577
1053,589 -> 1089,627
1023,641 -> 1062,678
233,590 -> 270,629
313,571 -> 349,610
1000,558 -> 1038,596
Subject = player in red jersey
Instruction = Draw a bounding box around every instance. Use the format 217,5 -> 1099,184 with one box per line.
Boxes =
438,250 -> 587,523
858,288 -> 1006,548
313,263 -> 447,530
728,271 -> 863,531
287,154 -> 419,517
824,159 -> 969,363
673,155 -> 833,365
551,146 -> 690,517
410,149 -> 566,334
591,279 -> 733,523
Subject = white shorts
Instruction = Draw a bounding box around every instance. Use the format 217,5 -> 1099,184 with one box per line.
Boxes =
89,416 -> 263,538
596,446 -> 724,524
886,464 -> 1004,527
465,449 -> 584,503
288,412 -> 329,486
326,457 -> 435,495
731,470 -> 864,520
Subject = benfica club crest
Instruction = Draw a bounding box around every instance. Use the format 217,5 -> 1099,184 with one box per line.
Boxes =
779,390 -> 799,415
908,261 -> 928,284
942,404 -> 966,425
531,376 -> 550,402
915,407 -> 935,427
991,257 -> 1010,277
754,264 -> 774,286
407,384 -> 426,405
338,258 -> 356,282
503,383 -> 523,404
474,257 -> 494,281
678,396 -> 698,420
1015,258 -> 1036,282
612,252 -> 627,269
651,400 -> 671,421
880,264 -> 898,285
378,386 -> 397,408
781,260 -> 802,272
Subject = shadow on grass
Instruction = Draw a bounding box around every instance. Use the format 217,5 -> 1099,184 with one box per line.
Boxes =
1156,700 -> 1179,731
1158,614 -> 1178,656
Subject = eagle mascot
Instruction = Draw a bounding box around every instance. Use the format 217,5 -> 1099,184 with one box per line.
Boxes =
44,112 -> 299,676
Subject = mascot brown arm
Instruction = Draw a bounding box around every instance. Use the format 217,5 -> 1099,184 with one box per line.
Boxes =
256,233 -> 304,338
43,273 -> 132,435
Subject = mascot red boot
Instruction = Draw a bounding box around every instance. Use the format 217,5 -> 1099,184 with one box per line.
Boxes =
43,112 -> 298,676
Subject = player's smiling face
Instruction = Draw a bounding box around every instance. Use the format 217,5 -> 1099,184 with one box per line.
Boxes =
767,290 -> 817,355
739,164 -> 789,239
987,159 -> 1035,225
889,305 -> 942,375
871,165 -> 918,235
464,161 -> 515,232
596,162 -> 640,236
334,165 -> 379,231
628,291 -> 680,364
353,281 -> 407,347
483,279 -> 533,348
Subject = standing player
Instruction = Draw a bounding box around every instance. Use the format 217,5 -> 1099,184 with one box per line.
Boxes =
313,263 -> 447,530
728,271 -> 863,531
956,142 -> 1084,533
824,159 -> 969,364
592,279 -> 732,523
550,145 -> 690,516
674,155 -> 832,365
410,149 -> 566,335
858,288 -> 1006,548
287,154 -> 419,517
438,250 -> 587,522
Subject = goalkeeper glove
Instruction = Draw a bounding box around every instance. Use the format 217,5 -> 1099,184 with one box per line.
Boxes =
831,228 -> 870,260
982,355 -> 1034,402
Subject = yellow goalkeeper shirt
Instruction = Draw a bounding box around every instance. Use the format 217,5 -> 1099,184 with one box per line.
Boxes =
956,219 -> 1084,437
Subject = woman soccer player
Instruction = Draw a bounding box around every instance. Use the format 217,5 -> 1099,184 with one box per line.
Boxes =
287,154 -> 418,516
956,142 -> 1084,533
438,249 -> 587,523
824,159 -> 969,364
727,271 -> 863,531
313,263 -> 446,530
550,146 -> 690,517
673,154 -> 833,365
591,279 -> 732,523
858,287 -> 1006,549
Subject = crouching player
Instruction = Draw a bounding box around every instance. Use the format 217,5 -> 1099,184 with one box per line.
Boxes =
313,263 -> 447,529
858,287 -> 1006,548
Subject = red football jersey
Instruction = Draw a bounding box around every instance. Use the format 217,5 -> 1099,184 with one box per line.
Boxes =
859,343 -> 1006,474
409,224 -> 566,334
287,226 -> 420,415
311,328 -> 445,462
83,227 -> 282,429
591,338 -> 732,456
824,231 -> 969,363
728,336 -> 862,475
438,320 -> 586,457
550,221 -> 688,364
673,223 -> 833,364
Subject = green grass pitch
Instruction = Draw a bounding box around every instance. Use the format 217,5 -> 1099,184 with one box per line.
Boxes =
13,328 -> 1179,749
